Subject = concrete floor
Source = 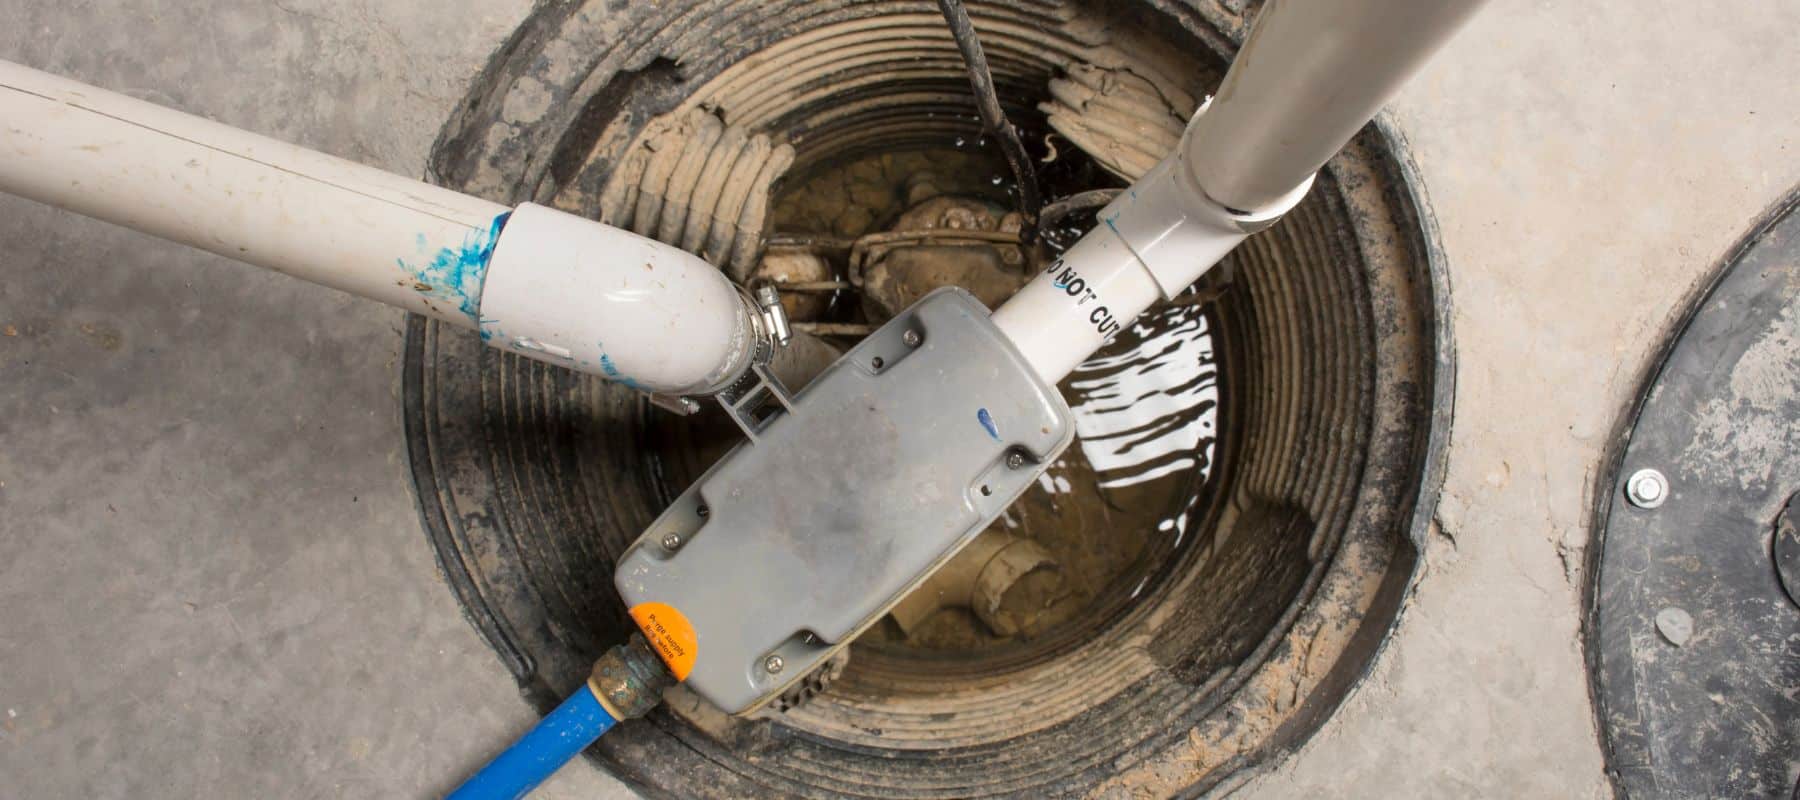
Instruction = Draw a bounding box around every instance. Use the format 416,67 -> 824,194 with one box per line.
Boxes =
0,1 -> 1794,798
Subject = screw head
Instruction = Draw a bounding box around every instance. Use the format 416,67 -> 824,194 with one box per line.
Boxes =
902,329 -> 922,348
871,356 -> 885,370
1006,452 -> 1026,469
1625,468 -> 1669,509
661,532 -> 683,550
764,654 -> 785,674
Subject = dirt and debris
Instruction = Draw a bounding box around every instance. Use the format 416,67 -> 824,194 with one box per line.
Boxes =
771,148 -> 1015,239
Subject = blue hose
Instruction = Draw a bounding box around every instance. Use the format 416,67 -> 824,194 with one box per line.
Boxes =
448,684 -> 617,800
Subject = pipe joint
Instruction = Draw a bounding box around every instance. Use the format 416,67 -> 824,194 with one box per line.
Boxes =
1096,106 -> 1314,300
478,202 -> 769,396
589,634 -> 678,721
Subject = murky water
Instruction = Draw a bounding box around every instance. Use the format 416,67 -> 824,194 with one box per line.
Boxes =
885,298 -> 1219,649
1069,302 -> 1219,492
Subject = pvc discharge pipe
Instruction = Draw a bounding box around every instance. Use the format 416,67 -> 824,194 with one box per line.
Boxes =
1186,0 -> 1491,214
0,60 -> 757,395
994,0 -> 1489,384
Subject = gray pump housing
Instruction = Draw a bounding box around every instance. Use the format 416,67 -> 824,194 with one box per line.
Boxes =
614,288 -> 1075,714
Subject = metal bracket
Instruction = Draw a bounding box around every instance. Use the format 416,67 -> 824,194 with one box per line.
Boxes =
715,362 -> 796,441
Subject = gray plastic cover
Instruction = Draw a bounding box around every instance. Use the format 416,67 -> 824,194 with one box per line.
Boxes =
614,288 -> 1075,714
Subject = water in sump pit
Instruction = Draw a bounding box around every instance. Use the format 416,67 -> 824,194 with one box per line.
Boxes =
874,300 -> 1222,650
768,144 -> 1223,651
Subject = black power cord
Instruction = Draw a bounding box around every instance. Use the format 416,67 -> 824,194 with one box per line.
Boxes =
934,0 -> 1043,244
1038,188 -> 1122,231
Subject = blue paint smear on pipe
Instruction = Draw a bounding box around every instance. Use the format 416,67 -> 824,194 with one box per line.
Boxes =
977,407 -> 1000,441
399,211 -> 511,325
598,352 -> 646,391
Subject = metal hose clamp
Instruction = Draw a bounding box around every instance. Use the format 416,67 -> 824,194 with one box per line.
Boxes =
647,282 -> 790,414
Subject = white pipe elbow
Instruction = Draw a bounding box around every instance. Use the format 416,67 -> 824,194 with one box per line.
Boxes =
477,203 -> 757,395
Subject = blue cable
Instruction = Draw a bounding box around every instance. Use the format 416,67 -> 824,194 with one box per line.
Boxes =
448,683 -> 617,800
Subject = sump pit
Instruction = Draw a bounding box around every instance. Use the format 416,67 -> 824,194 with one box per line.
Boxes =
408,1 -> 1452,796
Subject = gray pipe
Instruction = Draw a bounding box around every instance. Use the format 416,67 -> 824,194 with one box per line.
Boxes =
1186,0 -> 1489,212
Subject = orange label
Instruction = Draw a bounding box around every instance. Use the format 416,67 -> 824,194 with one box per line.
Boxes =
629,602 -> 697,681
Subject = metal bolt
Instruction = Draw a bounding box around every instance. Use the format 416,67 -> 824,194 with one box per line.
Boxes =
754,283 -> 792,348
1005,452 -> 1026,469
902,329 -> 922,348
764,654 -> 785,674
754,283 -> 780,307
661,532 -> 683,550
1626,468 -> 1669,509
871,356 -> 885,370
696,504 -> 709,518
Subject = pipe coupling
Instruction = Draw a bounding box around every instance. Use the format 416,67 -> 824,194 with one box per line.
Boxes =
588,634 -> 678,721
1095,100 -> 1315,299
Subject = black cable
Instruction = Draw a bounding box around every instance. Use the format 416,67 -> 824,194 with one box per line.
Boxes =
934,0 -> 1043,243
1038,189 -> 1121,231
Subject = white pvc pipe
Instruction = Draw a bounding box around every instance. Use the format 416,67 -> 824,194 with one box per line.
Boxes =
1187,0 -> 1490,213
0,59 -> 510,328
0,60 -> 757,395
992,222 -> 1162,384
993,127 -> 1311,384
996,0 -> 1486,384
